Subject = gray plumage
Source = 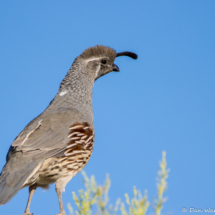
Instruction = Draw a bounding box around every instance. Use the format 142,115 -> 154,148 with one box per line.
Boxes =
0,45 -> 137,215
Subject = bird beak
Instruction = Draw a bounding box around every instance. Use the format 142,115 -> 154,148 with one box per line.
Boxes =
112,64 -> 119,72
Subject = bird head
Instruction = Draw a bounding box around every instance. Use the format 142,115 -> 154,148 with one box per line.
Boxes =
79,45 -> 138,81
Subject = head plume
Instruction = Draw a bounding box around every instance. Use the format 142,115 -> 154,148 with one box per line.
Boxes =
116,51 -> 138,59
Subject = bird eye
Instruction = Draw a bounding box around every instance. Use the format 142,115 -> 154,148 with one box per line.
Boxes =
101,60 -> 107,64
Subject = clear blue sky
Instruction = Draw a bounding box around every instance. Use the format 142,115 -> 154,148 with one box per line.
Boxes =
0,1 -> 215,214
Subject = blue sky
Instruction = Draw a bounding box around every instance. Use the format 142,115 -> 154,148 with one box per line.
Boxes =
0,1 -> 215,214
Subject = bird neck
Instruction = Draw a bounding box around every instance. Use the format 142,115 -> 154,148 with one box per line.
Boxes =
47,59 -> 95,120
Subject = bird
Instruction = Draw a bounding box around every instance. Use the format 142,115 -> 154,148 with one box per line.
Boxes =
0,45 -> 138,215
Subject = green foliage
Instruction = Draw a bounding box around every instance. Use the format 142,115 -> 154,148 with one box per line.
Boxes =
68,151 -> 169,215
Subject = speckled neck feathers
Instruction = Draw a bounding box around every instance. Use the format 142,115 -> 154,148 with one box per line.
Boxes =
48,58 -> 94,118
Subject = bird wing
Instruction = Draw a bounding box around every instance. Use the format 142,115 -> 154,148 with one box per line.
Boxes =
11,109 -> 89,160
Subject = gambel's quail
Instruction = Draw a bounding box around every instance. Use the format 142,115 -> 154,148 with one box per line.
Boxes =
0,45 -> 137,215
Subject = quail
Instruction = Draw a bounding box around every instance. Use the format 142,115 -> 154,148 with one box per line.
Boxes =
0,45 -> 138,215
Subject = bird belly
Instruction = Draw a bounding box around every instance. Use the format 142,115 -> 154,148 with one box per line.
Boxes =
24,151 -> 92,188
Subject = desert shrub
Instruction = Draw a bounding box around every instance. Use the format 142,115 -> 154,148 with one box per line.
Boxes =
68,151 -> 169,215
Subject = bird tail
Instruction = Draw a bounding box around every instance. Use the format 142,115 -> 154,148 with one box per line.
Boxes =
0,152 -> 39,205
